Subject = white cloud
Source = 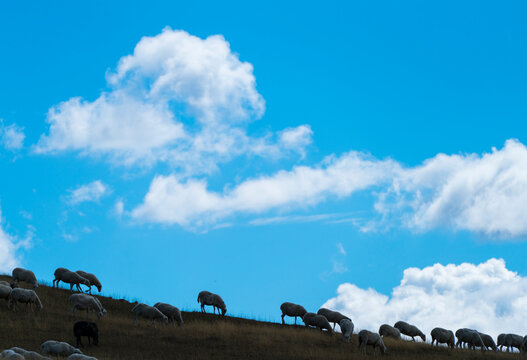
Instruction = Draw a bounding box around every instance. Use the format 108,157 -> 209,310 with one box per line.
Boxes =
0,220 -> 19,273
0,121 -> 25,151
131,151 -> 398,228
36,28 -> 309,173
322,258 -> 527,339
0,208 -> 33,273
378,139 -> 527,238
132,139 -> 527,237
67,180 -> 109,205
336,242 -> 346,256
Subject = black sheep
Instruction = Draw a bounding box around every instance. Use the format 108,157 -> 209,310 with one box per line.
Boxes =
73,321 -> 99,347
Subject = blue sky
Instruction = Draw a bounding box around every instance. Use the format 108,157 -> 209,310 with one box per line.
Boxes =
1,1 -> 527,336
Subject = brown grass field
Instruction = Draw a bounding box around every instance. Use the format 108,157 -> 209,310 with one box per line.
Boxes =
0,275 -> 522,359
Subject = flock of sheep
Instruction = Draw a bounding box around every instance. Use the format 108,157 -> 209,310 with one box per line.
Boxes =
280,301 -> 527,356
2,266 -> 527,359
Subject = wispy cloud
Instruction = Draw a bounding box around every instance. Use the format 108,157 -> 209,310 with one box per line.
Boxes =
0,120 -> 25,151
66,180 -> 110,205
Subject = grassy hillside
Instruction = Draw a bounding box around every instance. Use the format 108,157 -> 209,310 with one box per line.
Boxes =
0,275 -> 521,359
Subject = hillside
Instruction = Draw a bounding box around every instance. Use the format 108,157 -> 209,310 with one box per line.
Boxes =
0,275 -> 521,359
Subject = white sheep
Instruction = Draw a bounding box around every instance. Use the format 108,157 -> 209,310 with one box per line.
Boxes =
69,293 -> 107,318
302,312 -> 333,333
339,318 -> 354,342
503,333 -> 523,352
10,288 -> 42,312
0,284 -> 12,308
379,324 -> 401,339
131,303 -> 168,328
478,332 -> 497,352
0,350 -> 24,360
317,308 -> 350,331
11,267 -> 38,289
67,355 -> 98,360
41,341 -> 82,357
430,327 -> 455,348
358,330 -> 387,355
197,291 -> 226,315
455,328 -> 485,351
9,347 -> 51,360
154,302 -> 184,326
280,302 -> 307,325
53,268 -> 90,292
394,321 -> 426,342
75,271 -> 102,293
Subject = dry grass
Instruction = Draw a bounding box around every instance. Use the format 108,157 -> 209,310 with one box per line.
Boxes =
0,275 -> 522,359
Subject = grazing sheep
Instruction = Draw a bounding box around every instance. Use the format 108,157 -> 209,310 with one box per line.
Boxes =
197,291 -> 227,315
41,341 -> 82,357
10,288 -> 42,312
53,268 -> 90,292
280,302 -> 307,325
317,308 -> 350,330
379,324 -> 401,339
497,333 -> 506,351
68,355 -> 98,360
394,321 -> 426,342
9,347 -> 51,360
0,284 -> 12,308
0,350 -> 24,360
69,293 -> 106,318
455,328 -> 486,351
75,271 -> 102,293
478,332 -> 497,352
339,318 -> 354,342
302,312 -> 333,333
358,330 -> 387,355
154,302 -> 184,327
131,303 -> 168,328
11,267 -> 38,289
73,321 -> 99,347
430,327 -> 455,348
503,333 -> 523,352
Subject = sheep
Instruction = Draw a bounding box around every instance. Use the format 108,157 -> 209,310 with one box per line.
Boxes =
317,308 -> 350,330
339,318 -> 354,342
41,341 -> 82,357
9,347 -> 51,360
154,302 -> 184,327
497,333 -> 506,351
455,328 -> 486,351
280,302 -> 307,325
302,312 -> 333,333
503,333 -> 523,352
53,268 -> 90,292
69,293 -> 106,318
0,284 -> 12,308
0,350 -> 24,360
394,321 -> 426,342
74,321 -> 99,347
197,291 -> 226,315
68,355 -> 98,360
75,271 -> 102,293
478,332 -> 498,352
131,303 -> 168,328
11,267 -> 38,289
10,288 -> 42,312
67,355 -> 98,360
379,324 -> 401,339
358,330 -> 387,355
430,327 -> 455,348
